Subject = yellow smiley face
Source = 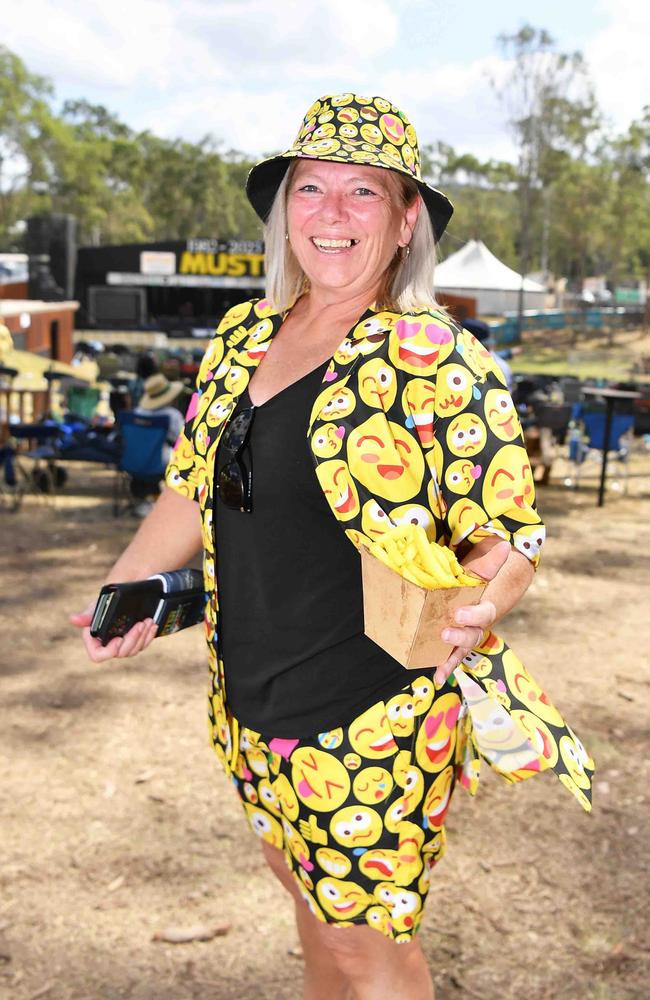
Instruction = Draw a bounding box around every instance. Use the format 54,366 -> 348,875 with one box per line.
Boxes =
243,804 -> 284,848
339,123 -> 359,139
446,413 -> 487,457
389,317 -> 455,375
243,319 -> 274,365
379,112 -> 405,145
359,122 -> 383,144
312,122 -> 336,140
365,904 -> 393,937
513,523 -> 546,562
374,883 -> 422,934
461,650 -> 493,677
402,378 -> 437,447
411,676 -> 435,716
330,805 -> 383,848
224,365 -> 249,394
318,728 -> 344,750
435,363 -> 475,417
281,816 -> 312,867
316,877 -> 371,920
396,820 -> 426,885
385,692 -> 416,737
330,92 -> 354,106
358,358 -> 397,410
343,752 -> 361,770
220,301 -> 253,331
311,423 -> 345,458
415,693 -> 461,773
559,734 -> 593,790
502,650 -> 564,726
456,328 -> 496,379
315,459 -> 360,521
347,414 -> 425,503
446,498 -> 488,547
301,137 -> 342,156
349,702 -> 398,759
352,766 -> 394,805
315,847 -> 351,878
291,747 -> 351,811
205,394 -> 234,428
484,388 -> 521,441
511,710 -> 559,768
337,106 -> 359,123
272,773 -> 299,821
445,458 -> 482,496
422,765 -> 455,831
257,778 -> 281,816
358,849 -> 398,881
482,445 -> 536,518
317,386 -> 357,421
361,499 -> 393,539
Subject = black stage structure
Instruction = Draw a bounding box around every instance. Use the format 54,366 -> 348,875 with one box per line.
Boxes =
75,238 -> 265,335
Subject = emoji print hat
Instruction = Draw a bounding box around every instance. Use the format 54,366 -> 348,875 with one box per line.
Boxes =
246,93 -> 454,241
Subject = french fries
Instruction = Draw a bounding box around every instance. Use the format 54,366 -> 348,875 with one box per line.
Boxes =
367,524 -> 482,589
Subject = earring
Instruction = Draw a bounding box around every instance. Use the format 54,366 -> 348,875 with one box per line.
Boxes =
397,244 -> 411,261
285,232 -> 289,242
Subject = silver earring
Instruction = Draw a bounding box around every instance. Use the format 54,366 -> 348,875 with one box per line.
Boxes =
285,232 -> 289,242
398,244 -> 411,261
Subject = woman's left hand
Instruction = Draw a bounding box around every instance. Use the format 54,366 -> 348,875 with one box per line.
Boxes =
433,539 -> 511,687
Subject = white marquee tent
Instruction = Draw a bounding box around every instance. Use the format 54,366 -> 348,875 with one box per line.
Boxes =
435,240 -> 547,314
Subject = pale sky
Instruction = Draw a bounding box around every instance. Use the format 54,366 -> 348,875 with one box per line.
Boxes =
4,0 -> 649,162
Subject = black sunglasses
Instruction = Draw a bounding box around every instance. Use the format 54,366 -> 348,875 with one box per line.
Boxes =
216,406 -> 255,512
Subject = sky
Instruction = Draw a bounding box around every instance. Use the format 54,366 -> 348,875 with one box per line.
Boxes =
4,0 -> 649,163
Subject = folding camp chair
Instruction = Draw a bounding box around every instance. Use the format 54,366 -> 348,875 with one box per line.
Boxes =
568,408 -> 635,494
113,411 -> 169,516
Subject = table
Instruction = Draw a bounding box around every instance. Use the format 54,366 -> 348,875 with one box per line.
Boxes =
581,386 -> 641,506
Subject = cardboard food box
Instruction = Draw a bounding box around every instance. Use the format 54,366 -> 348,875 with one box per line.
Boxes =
360,546 -> 485,670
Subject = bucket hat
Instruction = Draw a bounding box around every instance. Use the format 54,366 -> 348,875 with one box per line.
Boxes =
246,93 -> 453,241
138,373 -> 183,410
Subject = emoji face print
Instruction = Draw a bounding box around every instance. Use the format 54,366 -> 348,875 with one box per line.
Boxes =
390,503 -> 434,538
411,676 -> 435,715
316,877 -> 371,920
315,460 -> 360,521
291,747 -> 351,812
359,849 -> 398,881
385,692 -> 416,737
354,312 -> 397,348
415,696 -> 461,773
365,905 -> 393,937
312,122 -> 336,140
281,816 -> 313,869
224,365 -> 249,394
257,778 -> 281,816
484,388 -> 521,441
389,317 -> 454,375
205,394 -> 234,428
446,413 -> 487,457
461,650 -> 493,678
311,422 -> 345,458
434,363 -> 475,417
360,122 -> 383,145
482,445 -> 536,517
318,728 -> 344,750
330,806 -> 383,848
361,499 -> 394,538
511,710 -> 558,768
349,702 -> 398,759
379,113 -> 405,145
502,650 -> 564,726
513,524 -> 546,562
316,848 -> 351,878
301,137 -> 342,156
243,804 -> 284,848
339,123 -> 359,139
456,328 -> 495,379
219,300 -> 253,331
560,727 -> 594,788
402,379 -> 437,447
396,821 -> 426,885
353,766 -> 394,804
374,884 -> 422,933
445,458 -> 482,496
347,414 -> 425,503
446,498 -> 488,547
243,319 -> 274,365
273,773 -> 300,821
422,765 -> 454,830
317,386 -> 357,421
358,358 -> 397,410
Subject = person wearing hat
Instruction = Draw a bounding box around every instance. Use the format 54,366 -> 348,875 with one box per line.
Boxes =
73,93 -> 592,998
127,372 -> 185,516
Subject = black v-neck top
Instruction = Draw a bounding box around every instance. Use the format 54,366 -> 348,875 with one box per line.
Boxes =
214,362 -> 406,738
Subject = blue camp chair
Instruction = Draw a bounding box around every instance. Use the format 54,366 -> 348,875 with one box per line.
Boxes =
568,407 -> 635,494
113,410 -> 170,516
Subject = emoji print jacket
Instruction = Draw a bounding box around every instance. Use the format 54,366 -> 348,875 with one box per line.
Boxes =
166,298 -> 594,812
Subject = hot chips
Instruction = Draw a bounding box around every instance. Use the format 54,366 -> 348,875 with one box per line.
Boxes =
366,524 -> 482,589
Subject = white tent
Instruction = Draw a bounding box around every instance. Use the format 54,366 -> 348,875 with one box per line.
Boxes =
435,240 -> 547,314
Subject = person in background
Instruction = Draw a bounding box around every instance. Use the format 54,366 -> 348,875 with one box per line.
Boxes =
130,351 -> 159,408
130,372 -> 185,516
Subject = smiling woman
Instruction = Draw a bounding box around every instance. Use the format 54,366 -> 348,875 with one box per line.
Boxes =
73,91 -> 594,1000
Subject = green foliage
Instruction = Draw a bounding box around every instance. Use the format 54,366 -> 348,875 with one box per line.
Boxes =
0,41 -> 648,295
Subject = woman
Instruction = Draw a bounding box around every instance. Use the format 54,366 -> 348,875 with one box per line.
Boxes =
73,93 -> 593,1000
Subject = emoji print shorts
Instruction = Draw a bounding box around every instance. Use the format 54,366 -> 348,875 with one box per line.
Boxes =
219,673 -> 462,941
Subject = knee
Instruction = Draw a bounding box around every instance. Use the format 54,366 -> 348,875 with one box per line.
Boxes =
315,922 -> 407,978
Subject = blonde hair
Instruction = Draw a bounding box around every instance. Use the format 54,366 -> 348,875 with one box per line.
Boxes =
263,160 -> 447,315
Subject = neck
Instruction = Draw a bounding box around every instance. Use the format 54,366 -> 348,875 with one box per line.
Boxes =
293,285 -> 378,326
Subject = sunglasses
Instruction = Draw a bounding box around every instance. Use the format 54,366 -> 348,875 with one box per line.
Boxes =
216,406 -> 255,512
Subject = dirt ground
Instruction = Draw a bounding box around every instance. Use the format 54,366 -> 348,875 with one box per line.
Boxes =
2,440 -> 650,1000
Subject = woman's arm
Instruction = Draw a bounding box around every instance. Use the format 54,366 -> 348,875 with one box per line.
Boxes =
433,536 -> 535,686
71,487 -> 203,664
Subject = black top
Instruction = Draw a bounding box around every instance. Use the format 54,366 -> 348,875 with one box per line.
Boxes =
214,362 -> 407,738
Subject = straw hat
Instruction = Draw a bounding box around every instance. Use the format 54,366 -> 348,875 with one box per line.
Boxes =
138,373 -> 183,410
246,92 -> 453,240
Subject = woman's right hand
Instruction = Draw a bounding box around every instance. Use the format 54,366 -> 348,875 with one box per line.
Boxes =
70,602 -> 158,664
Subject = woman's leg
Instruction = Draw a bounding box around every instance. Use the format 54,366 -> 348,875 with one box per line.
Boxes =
313,921 -> 434,1000
261,840 -> 350,1000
